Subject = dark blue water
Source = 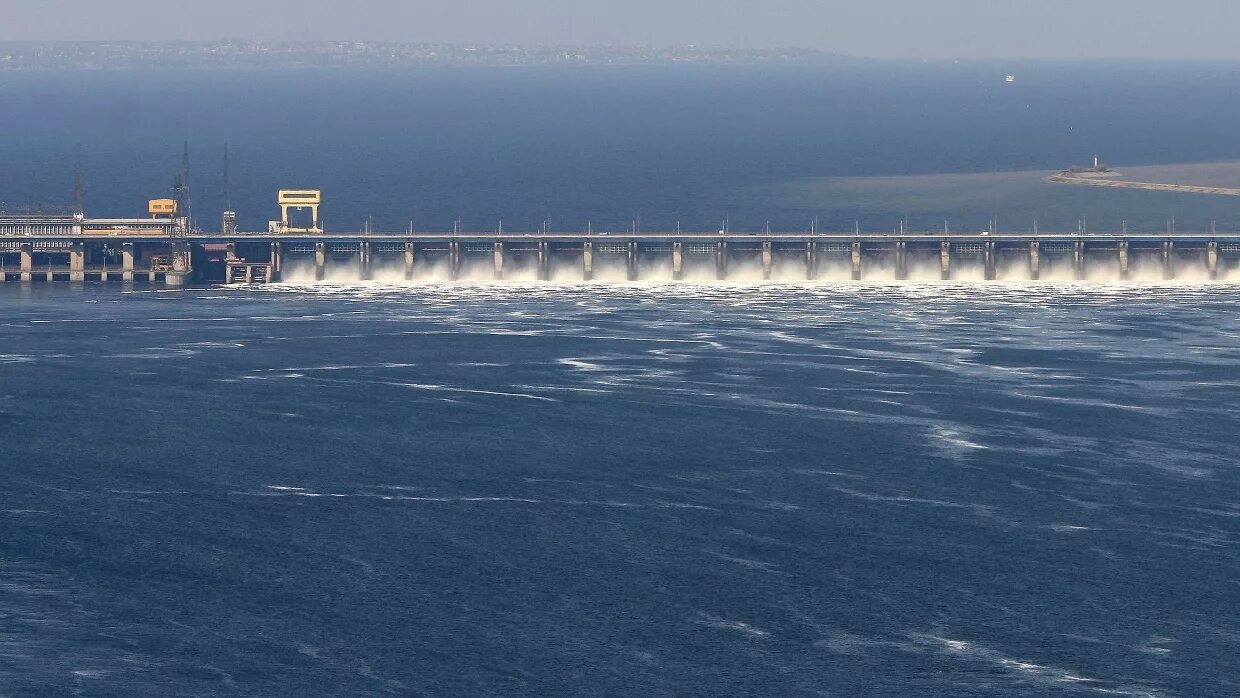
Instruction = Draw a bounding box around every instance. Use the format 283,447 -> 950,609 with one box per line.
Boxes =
3,282 -> 1239,696
5,64 -> 1240,696
6,62 -> 1240,232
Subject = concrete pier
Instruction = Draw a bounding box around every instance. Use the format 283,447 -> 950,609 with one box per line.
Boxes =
760,240 -> 772,280
672,241 -> 684,281
270,241 -> 282,282
404,241 -> 415,280
449,240 -> 462,280
1209,241 -> 1219,280
716,241 -> 728,280
940,241 -> 951,280
1162,240 -> 1175,280
122,243 -> 135,283
627,240 -> 639,281
1119,240 -> 1130,280
537,240 -> 551,281
20,243 -> 33,282
1029,241 -> 1040,281
359,240 -> 372,280
983,240 -> 997,281
1073,240 -> 1086,280
70,242 -> 85,282
851,241 -> 862,281
805,240 -> 817,280
168,242 -> 192,286
582,241 -> 593,281
493,241 -> 505,280
894,240 -> 908,281
315,242 -> 327,281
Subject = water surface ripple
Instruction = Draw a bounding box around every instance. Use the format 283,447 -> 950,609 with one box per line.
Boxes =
2,282 -> 1238,696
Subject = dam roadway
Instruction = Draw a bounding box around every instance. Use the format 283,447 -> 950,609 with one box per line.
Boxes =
3,219 -> 1239,283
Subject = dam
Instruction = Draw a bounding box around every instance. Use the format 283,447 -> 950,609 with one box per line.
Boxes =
1,190 -> 1238,284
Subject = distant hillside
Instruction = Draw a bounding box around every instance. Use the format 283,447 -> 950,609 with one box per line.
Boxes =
0,41 -> 859,70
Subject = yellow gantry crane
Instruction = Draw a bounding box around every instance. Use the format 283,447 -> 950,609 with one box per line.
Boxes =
270,190 -> 322,233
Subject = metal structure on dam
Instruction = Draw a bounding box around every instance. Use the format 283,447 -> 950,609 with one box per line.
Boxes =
2,189 -> 1239,284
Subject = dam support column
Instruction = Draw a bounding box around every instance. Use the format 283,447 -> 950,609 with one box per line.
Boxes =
626,240 -> 639,281
805,240 -> 817,280
404,241 -> 415,280
537,240 -> 551,281
1208,241 -> 1219,280
449,240 -> 462,281
894,240 -> 908,281
493,241 -> 504,280
314,242 -> 326,281
122,243 -> 135,283
19,243 -> 33,282
1073,240 -> 1086,280
270,241 -> 282,282
224,242 -> 236,284
1029,241 -> 1040,281
69,242 -> 85,282
716,241 -> 728,280
983,240 -> 997,280
851,241 -> 862,281
1162,240 -> 1175,280
940,241 -> 951,280
761,240 -> 772,281
672,241 -> 684,281
359,240 -> 372,281
167,242 -> 192,286
1118,240 -> 1129,281
582,241 -> 593,281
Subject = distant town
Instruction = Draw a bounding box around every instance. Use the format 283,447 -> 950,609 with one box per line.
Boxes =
0,41 -> 850,70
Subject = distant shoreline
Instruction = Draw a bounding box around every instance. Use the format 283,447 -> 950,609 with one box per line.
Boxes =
0,41 -> 857,70
1046,171 -> 1240,196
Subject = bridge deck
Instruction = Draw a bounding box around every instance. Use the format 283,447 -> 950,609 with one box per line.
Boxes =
0,232 -> 1233,243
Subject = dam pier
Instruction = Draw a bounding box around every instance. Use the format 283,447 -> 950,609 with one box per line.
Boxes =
4,224 -> 1235,284
2,190 -> 1237,284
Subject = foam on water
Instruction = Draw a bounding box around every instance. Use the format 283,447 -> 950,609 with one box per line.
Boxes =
3,281 -> 1239,696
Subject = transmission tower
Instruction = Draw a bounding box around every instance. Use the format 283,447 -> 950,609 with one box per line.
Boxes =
178,142 -> 193,232
222,144 -> 237,234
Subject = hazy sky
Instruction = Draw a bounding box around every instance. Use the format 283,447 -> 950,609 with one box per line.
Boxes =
4,0 -> 1237,59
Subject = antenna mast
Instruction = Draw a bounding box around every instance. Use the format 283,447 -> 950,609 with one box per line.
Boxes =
223,144 -> 232,213
72,146 -> 84,218
180,141 -> 193,232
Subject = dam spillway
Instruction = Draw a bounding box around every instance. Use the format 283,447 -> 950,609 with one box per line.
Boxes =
2,216 -> 1237,284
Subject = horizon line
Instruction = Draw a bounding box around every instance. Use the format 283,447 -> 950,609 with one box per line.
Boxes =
6,40 -> 1240,63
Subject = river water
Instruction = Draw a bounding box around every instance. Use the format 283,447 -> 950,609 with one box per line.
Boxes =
8,62 -> 1240,233
2,281 -> 1238,696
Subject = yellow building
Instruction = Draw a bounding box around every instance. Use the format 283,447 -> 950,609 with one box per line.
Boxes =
149,199 -> 178,218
